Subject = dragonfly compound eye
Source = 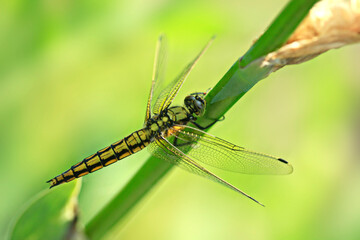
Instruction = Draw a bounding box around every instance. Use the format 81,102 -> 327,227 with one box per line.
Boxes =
184,95 -> 206,116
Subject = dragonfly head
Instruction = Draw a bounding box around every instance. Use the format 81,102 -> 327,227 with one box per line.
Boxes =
184,93 -> 206,117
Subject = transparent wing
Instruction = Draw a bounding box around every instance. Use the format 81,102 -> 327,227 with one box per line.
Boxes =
152,37 -> 214,115
145,35 -> 167,122
148,136 -> 264,206
168,125 -> 293,175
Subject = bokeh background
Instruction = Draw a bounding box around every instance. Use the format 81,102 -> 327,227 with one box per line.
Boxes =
1,0 -> 360,239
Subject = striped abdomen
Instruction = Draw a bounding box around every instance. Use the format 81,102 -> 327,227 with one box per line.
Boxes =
48,129 -> 151,188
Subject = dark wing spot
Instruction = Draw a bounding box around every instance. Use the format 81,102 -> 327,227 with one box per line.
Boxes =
278,158 -> 288,164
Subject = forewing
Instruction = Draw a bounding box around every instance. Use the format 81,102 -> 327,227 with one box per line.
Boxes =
145,35 -> 167,122
152,37 -> 214,115
148,136 -> 263,206
169,125 -> 293,175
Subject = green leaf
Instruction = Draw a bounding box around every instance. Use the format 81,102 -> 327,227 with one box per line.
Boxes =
8,180 -> 82,240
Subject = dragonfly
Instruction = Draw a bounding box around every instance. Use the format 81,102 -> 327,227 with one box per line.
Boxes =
47,36 -> 293,206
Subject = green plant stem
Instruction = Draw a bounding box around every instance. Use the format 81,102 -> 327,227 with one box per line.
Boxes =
197,58 -> 272,128
85,0 -> 318,238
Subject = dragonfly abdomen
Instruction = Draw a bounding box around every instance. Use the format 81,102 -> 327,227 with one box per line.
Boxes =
48,129 -> 151,188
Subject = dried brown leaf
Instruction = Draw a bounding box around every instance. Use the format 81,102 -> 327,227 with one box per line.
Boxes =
263,0 -> 360,69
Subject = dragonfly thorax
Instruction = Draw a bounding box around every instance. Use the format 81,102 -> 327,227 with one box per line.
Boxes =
146,105 -> 194,135
147,115 -> 170,132
146,93 -> 206,136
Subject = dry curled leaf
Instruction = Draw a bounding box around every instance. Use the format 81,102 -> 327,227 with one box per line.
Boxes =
263,0 -> 360,69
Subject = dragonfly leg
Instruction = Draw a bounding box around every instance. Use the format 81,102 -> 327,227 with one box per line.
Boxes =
191,115 -> 225,130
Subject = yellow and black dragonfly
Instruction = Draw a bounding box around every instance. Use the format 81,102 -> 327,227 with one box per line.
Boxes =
48,36 -> 293,206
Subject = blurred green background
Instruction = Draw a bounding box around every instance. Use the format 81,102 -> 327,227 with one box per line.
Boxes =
1,0 -> 360,239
